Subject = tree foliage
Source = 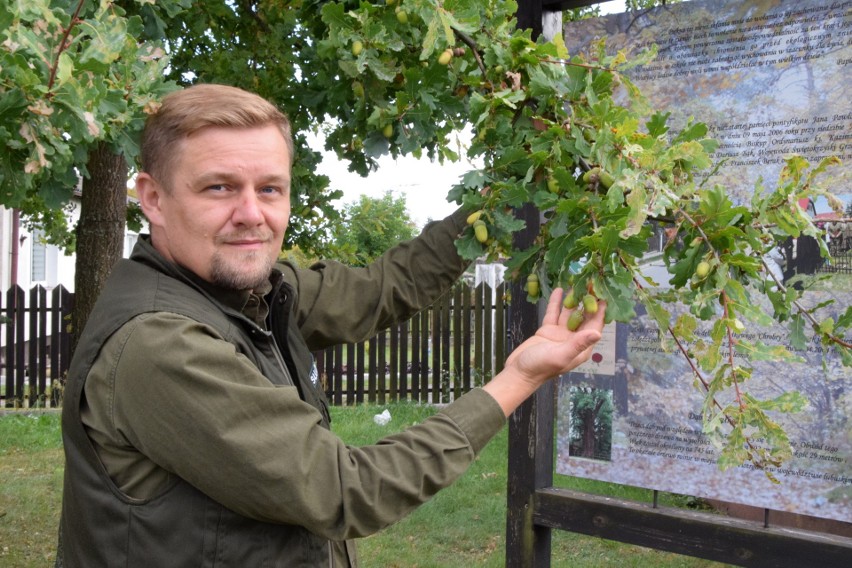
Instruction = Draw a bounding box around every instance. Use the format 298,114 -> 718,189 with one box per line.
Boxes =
0,0 -> 185,248
2,0 -> 848,474
330,190 -> 417,266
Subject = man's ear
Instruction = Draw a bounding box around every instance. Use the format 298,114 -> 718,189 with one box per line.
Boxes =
135,173 -> 166,228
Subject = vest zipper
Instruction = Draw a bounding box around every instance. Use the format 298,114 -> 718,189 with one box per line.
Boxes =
253,325 -> 294,387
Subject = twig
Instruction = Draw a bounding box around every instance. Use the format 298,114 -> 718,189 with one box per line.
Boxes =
720,291 -> 746,409
47,0 -> 86,94
452,28 -> 487,81
672,205 -> 747,407
540,57 -> 617,75
760,257 -> 852,349
628,263 -> 759,456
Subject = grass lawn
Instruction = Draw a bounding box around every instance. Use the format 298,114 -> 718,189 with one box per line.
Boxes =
335,403 -> 727,568
0,405 -> 728,567
0,412 -> 63,567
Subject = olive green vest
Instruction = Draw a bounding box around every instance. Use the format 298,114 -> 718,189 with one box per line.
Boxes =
59,245 -> 352,567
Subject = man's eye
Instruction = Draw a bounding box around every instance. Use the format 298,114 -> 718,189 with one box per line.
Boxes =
206,184 -> 226,192
260,186 -> 281,195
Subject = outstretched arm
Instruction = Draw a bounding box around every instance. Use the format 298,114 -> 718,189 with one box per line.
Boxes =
482,288 -> 605,417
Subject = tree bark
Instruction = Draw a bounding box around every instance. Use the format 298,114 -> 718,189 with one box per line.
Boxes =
71,142 -> 127,355
56,143 -> 127,567
581,398 -> 604,458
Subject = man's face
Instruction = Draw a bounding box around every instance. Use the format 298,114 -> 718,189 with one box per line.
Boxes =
138,124 -> 291,290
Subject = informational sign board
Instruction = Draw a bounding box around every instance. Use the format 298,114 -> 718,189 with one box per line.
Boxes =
556,0 -> 851,524
562,0 -> 851,201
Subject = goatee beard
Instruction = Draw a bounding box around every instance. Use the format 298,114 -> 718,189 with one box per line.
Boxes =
210,250 -> 275,291
210,231 -> 276,290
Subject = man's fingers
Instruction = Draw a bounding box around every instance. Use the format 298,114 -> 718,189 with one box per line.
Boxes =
582,300 -> 606,331
541,287 -> 564,326
555,329 -> 603,374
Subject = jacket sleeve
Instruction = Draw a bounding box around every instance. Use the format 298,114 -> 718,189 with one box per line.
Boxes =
104,311 -> 506,540
278,208 -> 470,350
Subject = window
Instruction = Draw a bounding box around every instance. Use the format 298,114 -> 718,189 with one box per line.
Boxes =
31,229 -> 46,281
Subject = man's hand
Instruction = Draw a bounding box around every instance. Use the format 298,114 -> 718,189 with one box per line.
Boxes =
483,288 -> 605,417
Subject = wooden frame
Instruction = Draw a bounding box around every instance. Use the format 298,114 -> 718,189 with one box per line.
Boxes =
506,380 -> 852,566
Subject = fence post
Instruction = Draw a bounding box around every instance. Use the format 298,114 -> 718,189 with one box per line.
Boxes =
483,282 -> 494,381
463,285 -> 472,390
419,310 -> 429,402
13,286 -> 25,407
430,296 -> 441,404
452,286 -> 463,399
495,283 -> 506,374
389,323 -> 399,402
506,202 -> 549,568
399,320 -> 409,400
474,282 -> 484,384
377,331 -> 387,405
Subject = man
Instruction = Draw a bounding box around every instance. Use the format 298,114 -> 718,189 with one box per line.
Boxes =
58,84 -> 604,567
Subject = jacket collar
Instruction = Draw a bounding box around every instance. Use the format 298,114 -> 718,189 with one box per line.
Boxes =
130,235 -> 273,325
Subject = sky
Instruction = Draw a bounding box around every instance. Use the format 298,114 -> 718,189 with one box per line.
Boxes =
313,1 -> 629,228
309,131 -> 476,228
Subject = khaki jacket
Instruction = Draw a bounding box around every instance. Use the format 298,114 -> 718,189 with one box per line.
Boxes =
59,211 -> 506,567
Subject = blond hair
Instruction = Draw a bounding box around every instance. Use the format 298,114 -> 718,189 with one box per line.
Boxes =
140,84 -> 294,186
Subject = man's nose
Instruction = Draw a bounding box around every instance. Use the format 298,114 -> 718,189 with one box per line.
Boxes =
232,190 -> 264,226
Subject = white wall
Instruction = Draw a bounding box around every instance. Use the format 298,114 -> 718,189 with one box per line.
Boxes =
0,204 -> 79,292
0,204 -> 143,293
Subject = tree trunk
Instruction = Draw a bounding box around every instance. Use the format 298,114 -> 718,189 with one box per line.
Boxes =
581,410 -> 596,458
56,143 -> 127,567
581,398 -> 606,458
71,142 -> 128,355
